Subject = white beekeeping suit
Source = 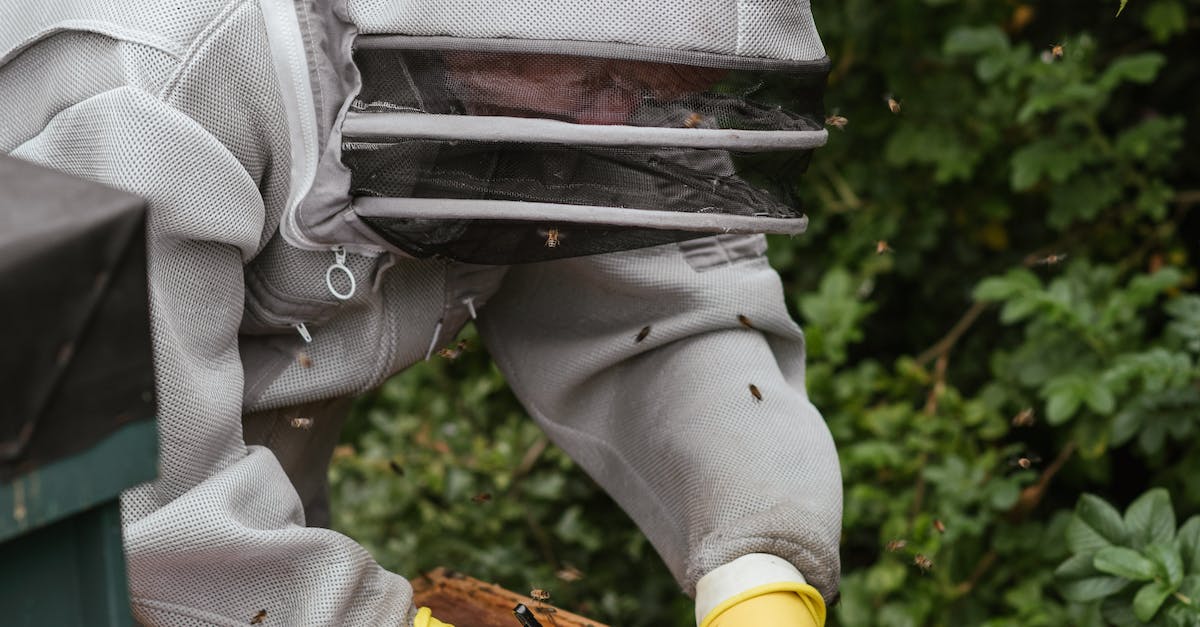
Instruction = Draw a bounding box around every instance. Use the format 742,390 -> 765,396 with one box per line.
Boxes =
0,1 -> 841,625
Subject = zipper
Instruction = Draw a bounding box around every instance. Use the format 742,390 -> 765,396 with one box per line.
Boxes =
258,0 -> 322,250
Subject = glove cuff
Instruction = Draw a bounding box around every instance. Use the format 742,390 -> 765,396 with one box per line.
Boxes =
695,553 -> 811,624
698,582 -> 826,627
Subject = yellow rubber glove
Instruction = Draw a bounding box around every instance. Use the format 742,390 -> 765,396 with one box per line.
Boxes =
700,582 -> 825,627
413,606 -> 455,627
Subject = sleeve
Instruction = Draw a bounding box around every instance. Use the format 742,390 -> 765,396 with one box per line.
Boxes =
11,86 -> 415,626
474,234 -> 843,601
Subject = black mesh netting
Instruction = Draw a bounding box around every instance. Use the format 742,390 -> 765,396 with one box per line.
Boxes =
343,138 -> 812,263
358,216 -> 704,264
342,43 -> 824,264
352,47 -> 826,130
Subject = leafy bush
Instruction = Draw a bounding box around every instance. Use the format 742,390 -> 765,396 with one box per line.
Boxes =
330,1 -> 1199,624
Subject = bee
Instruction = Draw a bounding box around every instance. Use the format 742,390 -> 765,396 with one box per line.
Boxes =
913,554 -> 934,572
1032,253 -> 1068,266
1011,408 -> 1036,427
388,460 -> 405,476
933,519 -> 946,534
887,97 -> 902,114
885,539 -> 907,552
737,314 -> 755,330
825,115 -> 848,130
543,227 -> 561,248
555,565 -> 584,583
250,609 -> 267,625
289,417 -> 314,430
1050,43 -> 1064,58
683,112 -> 704,128
530,588 -> 551,602
296,351 -> 314,369
749,384 -> 763,402
437,347 -> 462,360
875,240 -> 894,255
471,492 -> 493,504
1009,453 -> 1043,469
636,326 -> 651,343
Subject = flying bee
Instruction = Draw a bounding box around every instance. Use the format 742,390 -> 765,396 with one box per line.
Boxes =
1011,408 -> 1036,427
1009,453 -> 1043,469
388,460 -> 405,476
875,240 -> 894,255
471,492 -> 493,504
887,97 -> 902,114
1032,253 -> 1068,266
749,384 -> 763,402
636,326 -> 651,343
530,588 -> 551,602
738,314 -> 755,330
825,114 -> 848,130
556,565 -> 584,583
913,554 -> 934,572
250,610 -> 268,625
296,351 -> 313,369
289,417 -> 313,430
1051,43 -> 1064,58
540,227 -> 561,248
683,112 -> 704,128
885,539 -> 907,552
437,347 -> 462,360
933,519 -> 946,534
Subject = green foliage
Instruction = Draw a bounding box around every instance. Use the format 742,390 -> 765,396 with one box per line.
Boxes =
330,1 -> 1199,625
1059,490 -> 1200,624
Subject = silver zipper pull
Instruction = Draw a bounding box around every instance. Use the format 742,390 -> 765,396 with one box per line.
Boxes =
295,322 -> 313,343
325,245 -> 357,301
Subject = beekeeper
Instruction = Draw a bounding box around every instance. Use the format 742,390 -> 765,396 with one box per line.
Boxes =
0,1 -> 840,625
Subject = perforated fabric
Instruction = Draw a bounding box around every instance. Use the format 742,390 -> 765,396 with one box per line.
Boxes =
477,239 -> 842,600
3,0 -> 842,623
347,0 -> 826,61
3,2 -> 415,625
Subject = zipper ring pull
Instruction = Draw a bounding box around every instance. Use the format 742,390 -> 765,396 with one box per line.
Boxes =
325,246 -> 356,301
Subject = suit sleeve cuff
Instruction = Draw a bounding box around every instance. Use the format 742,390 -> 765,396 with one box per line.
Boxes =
694,553 -> 810,626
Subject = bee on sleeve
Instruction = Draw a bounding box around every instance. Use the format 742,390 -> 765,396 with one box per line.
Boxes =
635,326 -> 651,343
250,609 -> 267,625
289,417 -> 313,430
749,384 -> 763,402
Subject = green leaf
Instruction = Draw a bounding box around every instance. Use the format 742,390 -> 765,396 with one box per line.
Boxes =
1057,554 -> 1131,602
1146,543 -> 1186,587
1134,580 -> 1175,622
1126,488 -> 1176,548
1143,0 -> 1188,42
1179,517 -> 1200,574
1117,0 -> 1130,16
1045,376 -> 1087,425
1111,408 -> 1145,446
1084,382 -> 1117,415
1069,494 -> 1131,553
1094,546 -> 1158,581
1100,53 -> 1167,90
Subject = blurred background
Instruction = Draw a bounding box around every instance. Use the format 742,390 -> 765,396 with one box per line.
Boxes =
329,0 -> 1200,624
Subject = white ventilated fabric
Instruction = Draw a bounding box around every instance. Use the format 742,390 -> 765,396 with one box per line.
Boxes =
2,1 -> 842,625
348,0 -> 826,60
477,237 -> 842,600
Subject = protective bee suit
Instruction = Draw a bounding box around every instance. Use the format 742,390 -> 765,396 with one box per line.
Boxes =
1,0 -> 841,624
